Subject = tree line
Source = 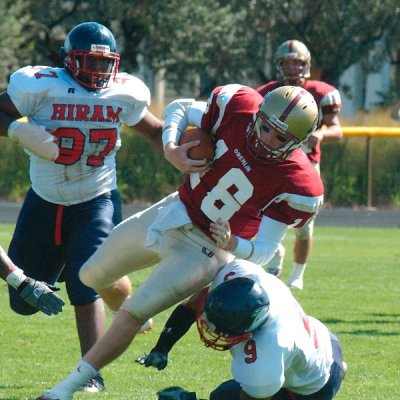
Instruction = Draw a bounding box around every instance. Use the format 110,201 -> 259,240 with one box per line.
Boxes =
1,0 -> 400,99
0,0 -> 400,207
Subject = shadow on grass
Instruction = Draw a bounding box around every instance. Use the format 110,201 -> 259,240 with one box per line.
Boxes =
0,384 -> 39,399
319,315 -> 400,336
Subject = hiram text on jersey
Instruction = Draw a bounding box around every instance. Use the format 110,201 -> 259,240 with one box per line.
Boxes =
51,104 -> 122,122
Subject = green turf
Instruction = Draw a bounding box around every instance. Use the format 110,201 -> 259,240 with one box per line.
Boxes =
0,224 -> 399,399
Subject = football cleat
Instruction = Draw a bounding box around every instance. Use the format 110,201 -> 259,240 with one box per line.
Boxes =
35,391 -> 71,400
264,243 -> 285,278
287,276 -> 303,290
79,372 -> 105,393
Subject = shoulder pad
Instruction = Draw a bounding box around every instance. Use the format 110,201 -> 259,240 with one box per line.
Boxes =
110,72 -> 150,104
9,66 -> 61,95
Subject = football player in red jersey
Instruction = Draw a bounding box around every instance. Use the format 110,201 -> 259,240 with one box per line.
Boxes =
0,21 -> 163,393
257,40 -> 343,290
35,84 -> 323,400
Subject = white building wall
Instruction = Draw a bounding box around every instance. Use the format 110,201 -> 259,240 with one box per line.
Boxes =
339,57 -> 391,119
365,61 -> 391,110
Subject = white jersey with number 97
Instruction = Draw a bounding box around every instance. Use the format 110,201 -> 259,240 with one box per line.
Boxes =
7,65 -> 150,205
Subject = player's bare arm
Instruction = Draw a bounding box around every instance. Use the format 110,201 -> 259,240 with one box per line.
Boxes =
307,113 -> 342,149
0,245 -> 17,280
133,110 -> 164,154
0,92 -> 21,134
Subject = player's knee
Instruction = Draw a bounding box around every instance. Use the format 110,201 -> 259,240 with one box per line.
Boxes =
79,264 -> 93,287
295,225 -> 313,240
79,259 -> 103,289
98,277 -> 132,312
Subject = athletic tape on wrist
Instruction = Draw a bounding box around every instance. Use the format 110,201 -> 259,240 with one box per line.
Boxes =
6,267 -> 27,289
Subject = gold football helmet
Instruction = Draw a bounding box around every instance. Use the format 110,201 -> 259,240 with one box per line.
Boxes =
246,86 -> 318,162
275,40 -> 311,84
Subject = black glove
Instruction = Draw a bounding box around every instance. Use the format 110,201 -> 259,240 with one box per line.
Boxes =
135,350 -> 168,370
17,278 -> 65,316
157,386 -> 198,400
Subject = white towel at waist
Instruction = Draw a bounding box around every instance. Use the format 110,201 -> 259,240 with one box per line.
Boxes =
145,194 -> 192,252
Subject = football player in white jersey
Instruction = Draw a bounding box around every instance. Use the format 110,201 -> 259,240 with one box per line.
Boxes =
34,85 -> 325,400
147,260 -> 346,400
0,21 -> 163,392
0,245 -> 64,315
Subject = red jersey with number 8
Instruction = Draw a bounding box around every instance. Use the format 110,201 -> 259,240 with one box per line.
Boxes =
178,85 -> 323,240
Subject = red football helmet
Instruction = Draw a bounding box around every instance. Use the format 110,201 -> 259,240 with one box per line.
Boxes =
62,22 -> 120,90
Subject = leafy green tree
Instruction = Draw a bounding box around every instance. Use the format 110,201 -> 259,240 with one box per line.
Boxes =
6,0 -> 400,92
243,0 -> 400,87
0,0 -> 33,89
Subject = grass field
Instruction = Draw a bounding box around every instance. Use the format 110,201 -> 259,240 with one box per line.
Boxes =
0,223 -> 399,400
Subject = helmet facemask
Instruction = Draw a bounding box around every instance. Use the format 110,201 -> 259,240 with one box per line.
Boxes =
246,111 -> 303,162
196,294 -> 251,351
65,45 -> 120,90
277,58 -> 310,85
196,277 -> 270,351
62,22 -> 120,90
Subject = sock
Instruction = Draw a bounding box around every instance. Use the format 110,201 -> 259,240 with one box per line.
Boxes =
289,262 -> 306,280
152,304 -> 196,354
51,360 -> 97,394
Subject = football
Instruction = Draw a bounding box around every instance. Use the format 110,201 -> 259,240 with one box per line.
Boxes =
179,127 -> 215,162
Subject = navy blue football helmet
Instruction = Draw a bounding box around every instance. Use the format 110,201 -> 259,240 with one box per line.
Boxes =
196,277 -> 270,350
62,22 -> 120,90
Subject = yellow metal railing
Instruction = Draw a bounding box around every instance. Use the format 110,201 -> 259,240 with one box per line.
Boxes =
342,126 -> 400,137
340,127 -> 400,208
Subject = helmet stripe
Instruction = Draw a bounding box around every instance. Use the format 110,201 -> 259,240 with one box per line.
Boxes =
279,91 -> 303,122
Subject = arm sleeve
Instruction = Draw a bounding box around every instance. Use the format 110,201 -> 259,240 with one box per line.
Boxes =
233,217 -> 287,266
162,100 -> 207,148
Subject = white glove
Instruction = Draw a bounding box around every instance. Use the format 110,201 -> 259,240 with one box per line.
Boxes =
8,120 -> 59,161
